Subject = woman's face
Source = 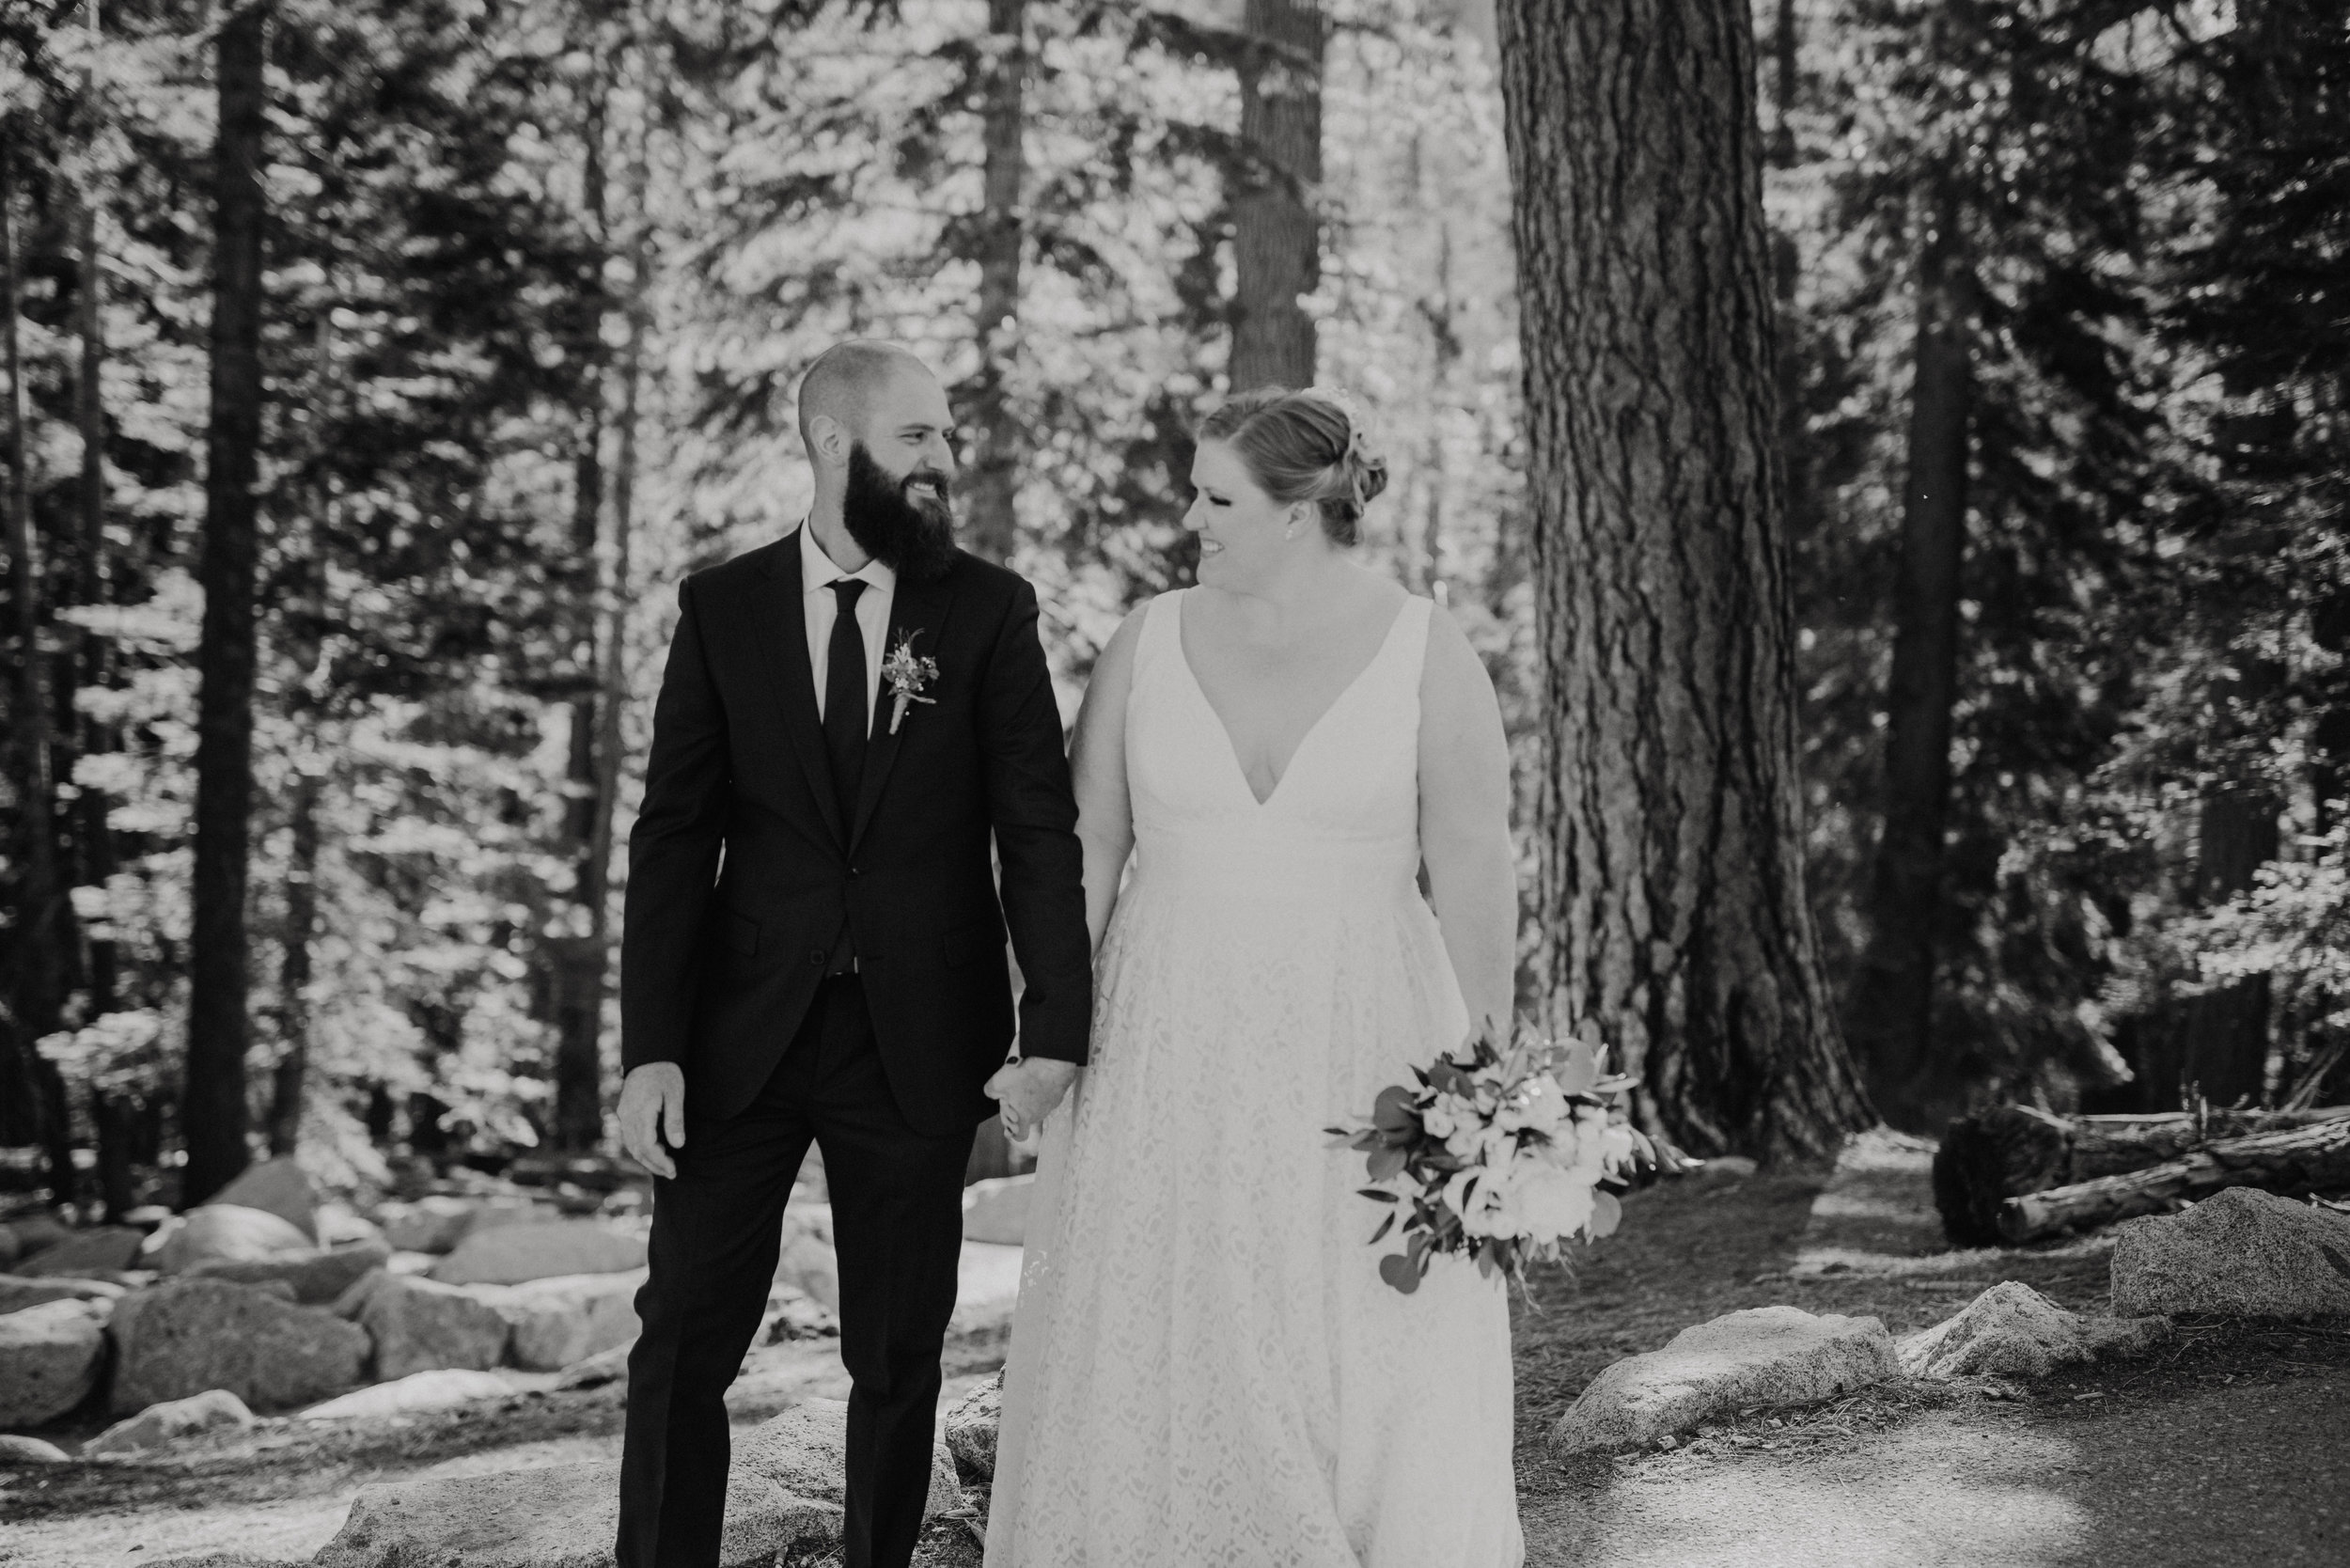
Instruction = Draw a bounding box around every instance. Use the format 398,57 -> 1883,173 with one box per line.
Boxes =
1184,439 -> 1304,589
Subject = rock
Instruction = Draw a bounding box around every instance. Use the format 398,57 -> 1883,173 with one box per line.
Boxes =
149,1556 -> 303,1567
483,1270 -> 644,1372
331,1266 -> 390,1320
189,1239 -> 394,1305
315,1202 -> 387,1250
2110,1185 -> 2350,1319
944,1373 -> 1001,1482
301,1368 -> 515,1420
2,1212 -> 71,1262
311,1458 -> 839,1568
0,1433 -> 71,1464
0,1298 -> 108,1427
144,1204 -> 317,1276
84,1388 -> 257,1454
0,1273 -> 126,1314
950,1242 -> 1025,1335
553,1339 -> 634,1390
1550,1305 -> 1899,1454
376,1196 -> 478,1254
776,1205 -> 840,1311
430,1221 -> 647,1287
763,1287 -> 840,1342
212,1157 -> 320,1241
1690,1155 -> 1761,1184
960,1174 -> 1035,1247
358,1274 -> 513,1380
1898,1281 -> 2170,1380
109,1278 -> 370,1416
739,1398 -> 962,1522
452,1199 -> 561,1244
18,1225 -> 145,1278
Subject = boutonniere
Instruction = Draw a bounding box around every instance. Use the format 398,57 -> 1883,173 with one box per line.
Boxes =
881,631 -> 939,735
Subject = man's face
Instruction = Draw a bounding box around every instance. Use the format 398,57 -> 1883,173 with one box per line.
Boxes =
839,368 -> 960,580
852,368 -> 957,509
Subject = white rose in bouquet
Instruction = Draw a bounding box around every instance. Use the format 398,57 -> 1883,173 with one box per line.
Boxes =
1514,1164 -> 1597,1240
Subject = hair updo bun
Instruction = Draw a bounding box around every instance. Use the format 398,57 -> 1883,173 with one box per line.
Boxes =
1196,385 -> 1387,546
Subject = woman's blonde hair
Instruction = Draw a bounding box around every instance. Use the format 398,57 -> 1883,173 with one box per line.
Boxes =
1196,386 -> 1388,546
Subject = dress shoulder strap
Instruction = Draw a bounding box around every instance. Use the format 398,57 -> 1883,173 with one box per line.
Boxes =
1128,589 -> 1183,684
1392,594 -> 1435,693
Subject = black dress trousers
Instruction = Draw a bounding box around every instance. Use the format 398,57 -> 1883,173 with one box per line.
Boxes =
616,976 -> 974,1568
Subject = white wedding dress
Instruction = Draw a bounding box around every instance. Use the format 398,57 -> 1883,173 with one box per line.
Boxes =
986,589 -> 1524,1568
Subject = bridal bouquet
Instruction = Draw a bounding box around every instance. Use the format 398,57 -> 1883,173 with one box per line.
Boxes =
1327,1018 -> 1650,1294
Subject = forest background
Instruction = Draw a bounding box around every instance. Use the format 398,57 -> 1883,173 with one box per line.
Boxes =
0,0 -> 2342,1214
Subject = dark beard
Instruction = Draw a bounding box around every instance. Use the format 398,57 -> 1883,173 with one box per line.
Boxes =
843,442 -> 957,582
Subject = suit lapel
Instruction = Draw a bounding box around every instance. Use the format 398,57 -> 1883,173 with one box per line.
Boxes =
850,570 -> 957,853
760,529 -> 849,849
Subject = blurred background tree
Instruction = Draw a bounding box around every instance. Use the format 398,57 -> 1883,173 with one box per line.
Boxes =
0,0 -> 2341,1210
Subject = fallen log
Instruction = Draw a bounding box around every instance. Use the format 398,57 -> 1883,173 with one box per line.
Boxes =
1933,1104 -> 2350,1247
1995,1116 -> 2350,1245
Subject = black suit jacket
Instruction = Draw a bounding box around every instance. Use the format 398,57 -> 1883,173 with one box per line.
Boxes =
619,531 -> 1091,1135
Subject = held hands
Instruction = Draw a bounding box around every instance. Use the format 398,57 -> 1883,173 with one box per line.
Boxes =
986,1055 -> 1078,1142
619,1062 -> 688,1180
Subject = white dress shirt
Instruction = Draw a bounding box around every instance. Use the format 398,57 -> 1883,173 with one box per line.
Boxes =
800,521 -> 896,729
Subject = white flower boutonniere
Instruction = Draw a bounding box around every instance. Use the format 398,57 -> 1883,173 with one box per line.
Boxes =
881,631 -> 939,735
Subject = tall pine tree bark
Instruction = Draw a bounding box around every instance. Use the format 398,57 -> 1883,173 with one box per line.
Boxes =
1230,0 -> 1323,392
964,0 -> 1026,567
185,3 -> 269,1204
1496,0 -> 1872,1160
2,134 -> 80,1201
1846,178 -> 1978,1130
553,60 -> 612,1152
78,97 -> 132,1206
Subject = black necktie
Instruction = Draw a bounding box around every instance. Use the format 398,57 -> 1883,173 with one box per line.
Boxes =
824,578 -> 870,815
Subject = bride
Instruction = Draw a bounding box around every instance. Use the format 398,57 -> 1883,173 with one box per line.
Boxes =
982,387 -> 1525,1567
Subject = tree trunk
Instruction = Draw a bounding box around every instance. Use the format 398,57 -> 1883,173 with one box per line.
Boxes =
267,762 -> 319,1156
554,67 -> 612,1152
2175,792 -> 2280,1105
963,0 -> 1026,567
1997,1116 -> 2350,1244
1230,0 -> 1323,393
2,134 -> 81,1204
2131,663 -> 2282,1112
1495,0 -> 1872,1162
184,4 -> 270,1205
76,175 -> 118,1035
92,1090 -> 137,1222
1846,178 -> 1977,1130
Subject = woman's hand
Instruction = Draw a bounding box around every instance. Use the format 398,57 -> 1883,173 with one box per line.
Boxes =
987,1056 -> 1080,1140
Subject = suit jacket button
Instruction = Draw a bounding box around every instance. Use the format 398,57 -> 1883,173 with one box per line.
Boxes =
807,949 -> 824,966
849,866 -> 862,878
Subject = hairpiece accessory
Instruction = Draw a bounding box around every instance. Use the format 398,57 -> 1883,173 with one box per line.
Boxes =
1301,385 -> 1386,505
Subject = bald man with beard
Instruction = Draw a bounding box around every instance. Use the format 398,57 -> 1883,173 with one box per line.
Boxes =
614,341 -> 1091,1568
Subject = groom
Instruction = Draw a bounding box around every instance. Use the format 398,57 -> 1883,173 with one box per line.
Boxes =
614,340 -> 1089,1568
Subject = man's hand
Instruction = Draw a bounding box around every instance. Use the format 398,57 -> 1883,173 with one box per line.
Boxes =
985,1056 -> 1078,1141
619,1063 -> 688,1180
